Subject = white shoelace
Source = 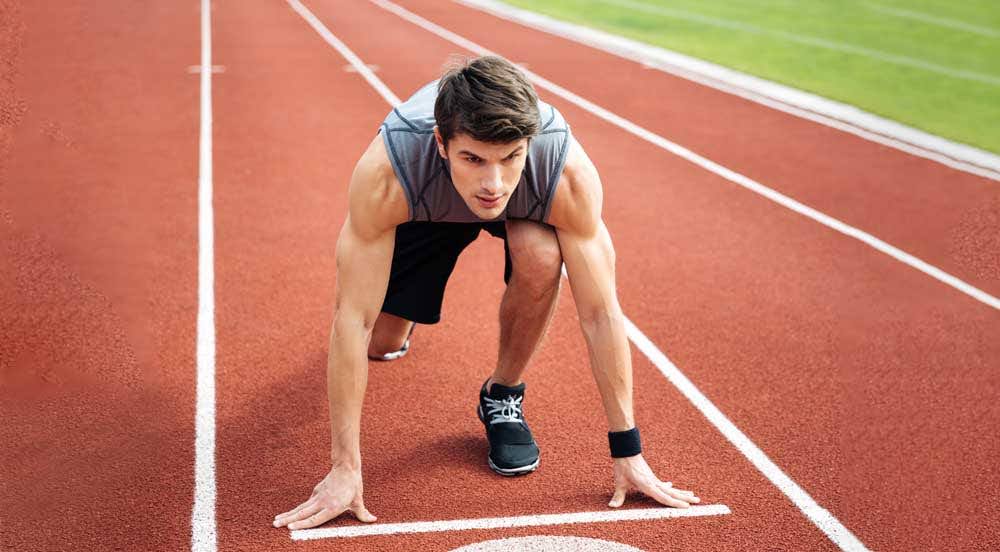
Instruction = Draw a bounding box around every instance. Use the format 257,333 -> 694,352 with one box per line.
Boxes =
483,395 -> 524,425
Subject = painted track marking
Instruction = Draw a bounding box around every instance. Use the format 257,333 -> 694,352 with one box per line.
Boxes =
372,0 -> 1000,313
622,312 -> 864,550
450,536 -> 645,551
187,65 -> 226,74
291,505 -> 731,540
287,0 -> 859,549
191,0 -> 217,550
289,0 -> 401,106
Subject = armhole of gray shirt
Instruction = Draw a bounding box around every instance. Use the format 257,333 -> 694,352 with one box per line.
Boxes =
379,125 -> 415,222
541,130 -> 574,225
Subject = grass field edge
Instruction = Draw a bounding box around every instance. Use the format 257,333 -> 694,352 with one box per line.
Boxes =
455,0 -> 1000,180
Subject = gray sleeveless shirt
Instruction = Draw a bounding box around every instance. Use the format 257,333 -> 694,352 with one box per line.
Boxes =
379,80 -> 572,224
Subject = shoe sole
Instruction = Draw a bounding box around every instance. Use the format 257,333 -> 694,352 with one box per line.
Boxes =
367,323 -> 416,361
367,338 -> 409,361
488,455 -> 539,476
478,404 -> 540,476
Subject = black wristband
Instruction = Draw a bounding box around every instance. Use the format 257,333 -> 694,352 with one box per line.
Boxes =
608,427 -> 642,458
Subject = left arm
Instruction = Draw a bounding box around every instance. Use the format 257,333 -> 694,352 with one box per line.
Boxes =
548,138 -> 633,433
557,218 -> 634,432
549,138 -> 700,509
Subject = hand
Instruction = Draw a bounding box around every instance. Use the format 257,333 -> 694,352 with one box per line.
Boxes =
273,466 -> 377,530
608,454 -> 700,509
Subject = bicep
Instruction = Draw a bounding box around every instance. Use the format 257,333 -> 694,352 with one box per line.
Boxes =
550,139 -> 617,319
332,148 -> 406,331
333,214 -> 395,332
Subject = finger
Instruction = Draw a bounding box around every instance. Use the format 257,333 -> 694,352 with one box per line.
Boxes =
608,486 -> 627,508
274,502 -> 321,528
662,484 -> 701,504
288,507 -> 342,531
673,490 -> 700,502
662,483 -> 700,502
642,481 -> 690,508
274,498 -> 317,523
274,496 -> 319,522
350,501 -> 378,523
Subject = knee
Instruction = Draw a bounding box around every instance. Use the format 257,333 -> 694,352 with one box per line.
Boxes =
507,223 -> 563,292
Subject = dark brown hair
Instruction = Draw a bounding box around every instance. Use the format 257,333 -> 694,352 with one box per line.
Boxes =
434,55 -> 540,149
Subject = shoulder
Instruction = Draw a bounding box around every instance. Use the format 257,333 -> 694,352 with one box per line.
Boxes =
348,132 -> 410,239
545,137 -> 602,236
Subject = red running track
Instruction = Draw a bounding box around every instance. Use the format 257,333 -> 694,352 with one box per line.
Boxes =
3,1 -> 998,551
1,1 -> 199,550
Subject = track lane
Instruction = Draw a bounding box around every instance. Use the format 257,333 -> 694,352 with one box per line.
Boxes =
210,0 -> 855,550
0,2 -> 200,550
288,1 -> 1000,550
208,0 -> 847,550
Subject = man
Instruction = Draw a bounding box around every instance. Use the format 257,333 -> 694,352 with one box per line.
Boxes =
274,55 -> 699,530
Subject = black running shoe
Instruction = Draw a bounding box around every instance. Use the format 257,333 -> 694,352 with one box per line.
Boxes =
476,378 -> 540,476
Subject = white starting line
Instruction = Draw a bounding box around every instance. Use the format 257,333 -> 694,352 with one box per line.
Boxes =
291,504 -> 732,541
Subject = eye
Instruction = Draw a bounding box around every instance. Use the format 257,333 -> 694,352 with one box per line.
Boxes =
465,156 -> 482,164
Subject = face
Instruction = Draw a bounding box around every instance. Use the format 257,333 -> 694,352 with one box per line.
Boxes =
434,126 -> 529,220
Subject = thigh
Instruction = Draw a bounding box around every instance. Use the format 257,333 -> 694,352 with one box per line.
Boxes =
380,222 -> 482,324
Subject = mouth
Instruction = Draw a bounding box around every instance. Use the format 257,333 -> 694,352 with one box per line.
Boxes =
476,195 -> 503,209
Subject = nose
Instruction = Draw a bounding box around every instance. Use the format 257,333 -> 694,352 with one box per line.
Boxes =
481,166 -> 503,195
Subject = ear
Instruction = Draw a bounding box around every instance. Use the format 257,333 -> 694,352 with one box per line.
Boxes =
432,126 -> 448,159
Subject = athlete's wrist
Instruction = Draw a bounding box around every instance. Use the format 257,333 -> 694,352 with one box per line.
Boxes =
608,426 -> 642,458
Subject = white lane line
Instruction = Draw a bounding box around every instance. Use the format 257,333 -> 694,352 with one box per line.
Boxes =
569,262 -> 871,551
187,65 -> 226,74
191,0 -> 217,550
288,0 -> 401,106
866,4 -> 1000,38
455,0 -> 1000,181
286,1 -> 852,549
291,504 -> 732,540
345,63 -> 381,73
600,0 -> 1000,86
622,314 -> 866,551
371,0 -> 1000,313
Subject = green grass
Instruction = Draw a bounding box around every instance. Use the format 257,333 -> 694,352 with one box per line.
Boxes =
502,0 -> 1000,153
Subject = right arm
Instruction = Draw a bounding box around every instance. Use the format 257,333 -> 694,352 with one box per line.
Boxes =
274,133 -> 409,530
327,204 -> 397,469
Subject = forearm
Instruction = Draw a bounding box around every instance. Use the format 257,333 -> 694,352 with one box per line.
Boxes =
579,306 -> 635,432
326,317 -> 370,469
